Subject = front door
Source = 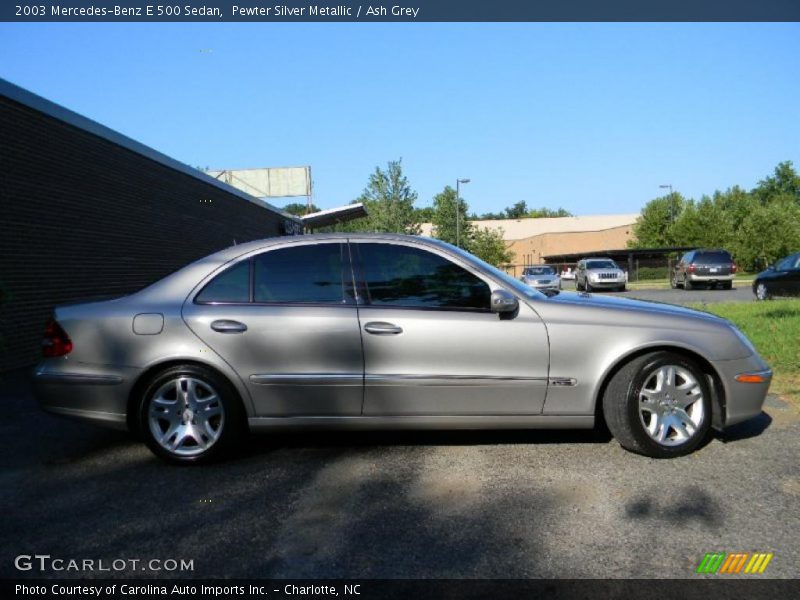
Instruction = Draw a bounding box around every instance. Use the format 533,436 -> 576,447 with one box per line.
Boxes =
351,241 -> 549,416
183,240 -> 364,416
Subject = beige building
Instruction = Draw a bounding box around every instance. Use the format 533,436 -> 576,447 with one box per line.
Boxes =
422,213 -> 639,277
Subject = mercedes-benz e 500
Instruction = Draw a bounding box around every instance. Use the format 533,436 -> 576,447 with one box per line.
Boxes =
34,234 -> 771,463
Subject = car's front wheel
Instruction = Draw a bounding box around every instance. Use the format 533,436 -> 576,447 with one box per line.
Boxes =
755,282 -> 770,301
602,351 -> 712,458
139,365 -> 246,464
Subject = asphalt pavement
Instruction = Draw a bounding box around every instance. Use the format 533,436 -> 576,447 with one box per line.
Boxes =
1,366 -> 798,579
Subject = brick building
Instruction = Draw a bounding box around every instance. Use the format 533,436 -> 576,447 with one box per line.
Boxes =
0,78 -> 300,371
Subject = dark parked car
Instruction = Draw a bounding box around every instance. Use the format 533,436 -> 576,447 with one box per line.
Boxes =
753,252 -> 800,300
671,249 -> 736,290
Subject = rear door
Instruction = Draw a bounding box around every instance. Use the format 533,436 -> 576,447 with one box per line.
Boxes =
183,240 -> 364,416
351,240 -> 549,416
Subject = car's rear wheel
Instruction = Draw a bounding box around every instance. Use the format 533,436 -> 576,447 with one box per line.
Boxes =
722,281 -> 733,290
602,351 -> 712,458
683,275 -> 693,291
139,365 -> 245,464
755,282 -> 770,301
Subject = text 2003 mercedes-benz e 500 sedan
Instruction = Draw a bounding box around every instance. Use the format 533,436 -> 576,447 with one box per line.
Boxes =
34,234 -> 772,463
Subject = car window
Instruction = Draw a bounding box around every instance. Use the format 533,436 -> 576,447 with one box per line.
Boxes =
254,243 -> 349,304
195,260 -> 251,303
355,243 -> 491,310
586,260 -> 618,269
794,255 -> 800,269
693,251 -> 733,264
525,266 -> 555,276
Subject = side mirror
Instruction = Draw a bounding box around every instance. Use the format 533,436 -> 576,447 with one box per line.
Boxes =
491,289 -> 519,314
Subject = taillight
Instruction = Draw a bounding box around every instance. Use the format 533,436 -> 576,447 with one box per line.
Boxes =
732,263 -> 738,273
687,264 -> 696,273
42,318 -> 73,358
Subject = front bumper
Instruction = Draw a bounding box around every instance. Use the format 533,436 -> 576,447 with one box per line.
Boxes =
587,279 -> 625,288
33,361 -> 140,431
711,354 -> 773,427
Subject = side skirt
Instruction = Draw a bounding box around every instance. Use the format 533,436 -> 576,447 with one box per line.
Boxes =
248,415 -> 594,432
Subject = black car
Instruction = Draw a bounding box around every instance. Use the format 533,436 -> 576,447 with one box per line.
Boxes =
752,252 -> 800,300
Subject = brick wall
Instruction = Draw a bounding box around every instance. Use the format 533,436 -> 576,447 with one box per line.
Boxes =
0,94 -> 289,371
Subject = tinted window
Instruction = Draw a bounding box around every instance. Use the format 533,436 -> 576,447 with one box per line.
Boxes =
524,266 -> 555,276
254,243 -> 348,304
694,251 -> 733,264
196,260 -> 250,303
586,260 -> 618,270
356,243 -> 491,310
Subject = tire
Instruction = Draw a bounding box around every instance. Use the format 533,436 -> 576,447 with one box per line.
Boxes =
670,274 -> 677,289
585,280 -> 593,293
618,285 -> 626,292
576,278 -> 584,291
683,275 -> 693,291
138,364 -> 247,464
602,351 -> 712,458
755,281 -> 770,301
722,281 -> 733,290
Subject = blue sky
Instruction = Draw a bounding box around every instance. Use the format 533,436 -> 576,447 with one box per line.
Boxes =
1,23 -> 798,215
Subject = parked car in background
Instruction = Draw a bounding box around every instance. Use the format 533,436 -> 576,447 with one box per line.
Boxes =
752,252 -> 800,300
672,249 -> 736,290
521,265 -> 561,293
576,258 -> 626,292
561,267 -> 575,280
34,234 -> 771,463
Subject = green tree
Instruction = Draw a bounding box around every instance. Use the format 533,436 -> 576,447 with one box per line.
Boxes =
282,202 -> 320,216
431,185 -> 472,246
671,196 -> 731,249
734,197 -> 800,270
628,193 -> 686,248
526,206 -> 573,218
752,161 -> 800,205
505,201 -> 529,219
414,206 -> 435,223
468,227 -> 515,266
346,159 -> 421,234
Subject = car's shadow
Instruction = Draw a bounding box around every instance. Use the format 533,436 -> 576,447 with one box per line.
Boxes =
244,427 -> 614,455
713,410 -> 773,443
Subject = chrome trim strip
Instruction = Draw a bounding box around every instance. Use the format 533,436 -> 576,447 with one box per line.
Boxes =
365,374 -> 548,386
33,372 -> 123,385
250,373 -> 362,386
248,415 -> 595,431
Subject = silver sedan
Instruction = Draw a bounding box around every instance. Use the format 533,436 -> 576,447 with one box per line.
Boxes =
34,234 -> 771,463
521,265 -> 561,293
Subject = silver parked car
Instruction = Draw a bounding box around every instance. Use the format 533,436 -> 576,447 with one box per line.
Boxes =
576,257 -> 627,292
34,234 -> 771,463
521,265 -> 561,293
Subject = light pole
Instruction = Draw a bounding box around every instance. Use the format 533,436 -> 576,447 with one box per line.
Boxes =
660,184 -> 676,223
456,178 -> 470,248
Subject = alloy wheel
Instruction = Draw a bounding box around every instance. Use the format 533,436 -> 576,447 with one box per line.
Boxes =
637,365 -> 705,447
756,283 -> 769,301
147,376 -> 225,457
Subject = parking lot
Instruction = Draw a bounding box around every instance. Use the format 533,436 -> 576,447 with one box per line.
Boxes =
1,352 -> 798,579
560,279 -> 755,305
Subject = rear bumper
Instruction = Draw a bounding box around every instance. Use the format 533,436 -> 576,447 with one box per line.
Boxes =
688,273 -> 735,282
711,354 -> 773,427
32,362 -> 140,431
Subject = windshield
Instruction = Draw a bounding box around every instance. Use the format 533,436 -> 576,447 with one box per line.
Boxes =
443,243 -> 546,301
586,260 -> 618,270
523,266 -> 555,276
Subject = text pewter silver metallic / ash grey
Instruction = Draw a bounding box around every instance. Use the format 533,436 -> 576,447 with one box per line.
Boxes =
34,234 -> 771,463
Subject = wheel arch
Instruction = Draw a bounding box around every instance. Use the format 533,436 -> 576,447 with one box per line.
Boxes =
126,358 -> 250,435
594,344 -> 727,431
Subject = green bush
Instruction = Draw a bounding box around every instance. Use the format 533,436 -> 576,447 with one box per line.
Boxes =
635,266 -> 670,280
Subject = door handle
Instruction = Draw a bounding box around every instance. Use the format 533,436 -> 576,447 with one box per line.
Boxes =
211,319 -> 248,333
364,321 -> 403,335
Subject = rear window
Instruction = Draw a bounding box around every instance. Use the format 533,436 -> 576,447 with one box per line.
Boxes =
693,251 -> 733,264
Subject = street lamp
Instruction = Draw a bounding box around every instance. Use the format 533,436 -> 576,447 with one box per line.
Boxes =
660,184 -> 675,223
456,178 -> 470,248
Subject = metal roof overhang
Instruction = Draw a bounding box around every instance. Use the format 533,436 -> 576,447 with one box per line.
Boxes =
300,203 -> 368,229
543,246 -> 696,263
